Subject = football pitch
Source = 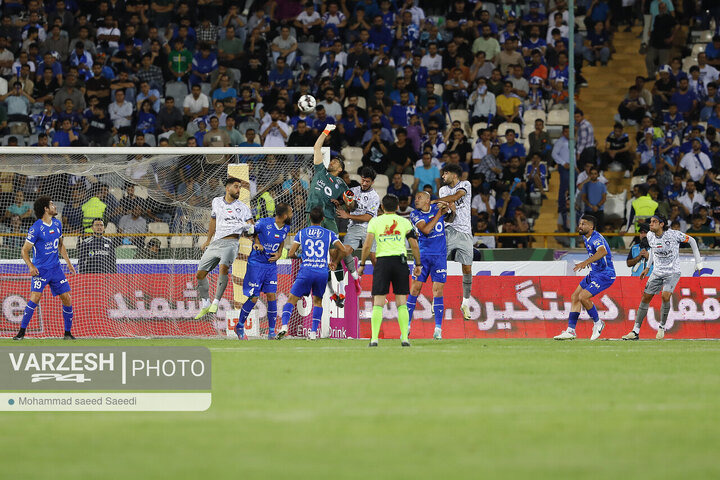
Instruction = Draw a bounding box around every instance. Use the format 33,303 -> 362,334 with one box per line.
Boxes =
2,338 -> 720,479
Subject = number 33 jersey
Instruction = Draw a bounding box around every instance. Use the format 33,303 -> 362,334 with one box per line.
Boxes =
26,218 -> 63,270
293,226 -> 340,271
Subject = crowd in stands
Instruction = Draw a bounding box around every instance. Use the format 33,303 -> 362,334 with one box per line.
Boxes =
0,0 -> 719,254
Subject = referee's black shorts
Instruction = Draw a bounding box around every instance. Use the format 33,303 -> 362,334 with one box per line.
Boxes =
372,256 -> 410,296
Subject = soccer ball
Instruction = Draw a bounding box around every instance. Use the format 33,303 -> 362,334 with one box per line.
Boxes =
298,94 -> 316,113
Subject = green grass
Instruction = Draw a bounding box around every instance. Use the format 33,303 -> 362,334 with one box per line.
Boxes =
2,338 -> 720,480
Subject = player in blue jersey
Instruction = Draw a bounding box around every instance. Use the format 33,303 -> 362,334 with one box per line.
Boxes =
234,203 -> 293,340
14,196 -> 77,340
276,206 -> 352,340
407,192 -> 451,340
555,214 -> 616,341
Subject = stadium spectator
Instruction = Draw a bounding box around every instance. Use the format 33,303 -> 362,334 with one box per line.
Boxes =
676,180 -> 706,217
118,202 -> 148,249
493,81 -> 522,128
158,97 -> 184,135
260,108 -> 291,147
4,191 -> 32,223
387,172 -> 412,199
645,1 -> 677,79
168,122 -> 191,147
386,127 -> 417,177
205,116 -> 231,147
679,138 -> 712,183
413,151 -> 440,194
183,84 -> 210,121
575,110 -> 597,168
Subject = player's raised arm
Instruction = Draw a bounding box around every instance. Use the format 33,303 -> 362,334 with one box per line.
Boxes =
641,246 -> 654,279
416,203 -> 448,235
58,237 -> 76,275
313,124 -> 336,165
574,244 -> 607,272
685,234 -> 704,271
21,240 -> 38,277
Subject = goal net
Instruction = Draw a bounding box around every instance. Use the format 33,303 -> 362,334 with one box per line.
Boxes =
0,146 -> 353,338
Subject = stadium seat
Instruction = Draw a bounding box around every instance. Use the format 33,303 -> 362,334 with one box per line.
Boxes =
148,222 -> 170,235
523,110 -> 547,126
105,222 -> 117,234
200,82 -> 212,97
375,186 -> 387,199
374,175 -> 389,189
497,122 -> 521,137
401,174 -> 414,187
134,185 -> 149,199
143,134 -> 157,147
449,109 -> 469,126
691,43 -> 705,58
341,146 -> 363,163
604,189 -> 627,222
298,42 -> 320,58
344,159 -> 362,174
546,109 -> 569,126
28,133 -> 39,146
164,81 -> 188,101
170,236 -> 193,249
0,172 -> 14,192
116,245 -> 137,259
470,122 -> 487,141
108,187 -> 123,202
62,236 -> 78,250
2,135 -> 25,146
682,57 -> 698,72
630,175 -> 647,188
348,173 -> 361,185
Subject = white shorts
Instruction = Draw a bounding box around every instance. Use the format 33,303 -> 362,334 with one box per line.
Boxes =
197,237 -> 239,272
644,272 -> 681,295
344,224 -> 376,252
446,228 -> 474,265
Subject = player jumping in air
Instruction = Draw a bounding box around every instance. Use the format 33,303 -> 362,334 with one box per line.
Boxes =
235,203 -> 293,340
277,206 -> 352,340
14,196 -> 76,340
307,123 -> 360,305
407,191 -> 451,340
335,165 -> 380,302
359,195 -> 421,347
195,177 -> 254,319
555,214 -> 616,341
622,215 -> 703,340
435,164 -> 474,320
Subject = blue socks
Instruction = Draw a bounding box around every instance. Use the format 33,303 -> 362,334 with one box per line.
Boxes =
311,306 -> 323,333
281,303 -> 294,326
238,298 -> 256,325
62,305 -> 73,333
407,294 -> 417,326
568,311 -> 580,329
433,297 -> 444,328
267,299 -> 277,333
21,300 -> 38,329
587,305 -> 599,323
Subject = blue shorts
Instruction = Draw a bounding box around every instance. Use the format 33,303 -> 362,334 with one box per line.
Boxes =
290,268 -> 327,299
31,265 -> 70,297
413,254 -> 447,284
579,272 -> 616,297
243,263 -> 278,297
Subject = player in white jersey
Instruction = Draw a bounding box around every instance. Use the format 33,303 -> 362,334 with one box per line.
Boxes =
195,177 -> 254,319
336,166 -> 380,304
622,214 -> 703,340
435,163 -> 474,319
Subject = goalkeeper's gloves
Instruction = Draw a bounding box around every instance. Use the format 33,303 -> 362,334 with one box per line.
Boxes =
342,189 -> 355,205
323,124 -> 336,135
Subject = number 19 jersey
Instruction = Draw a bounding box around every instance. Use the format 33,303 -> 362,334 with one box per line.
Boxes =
294,226 -> 339,271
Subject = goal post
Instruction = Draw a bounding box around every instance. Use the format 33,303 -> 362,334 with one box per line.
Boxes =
0,146 -> 358,339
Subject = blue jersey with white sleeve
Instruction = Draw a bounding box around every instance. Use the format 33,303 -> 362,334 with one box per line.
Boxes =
248,217 -> 291,265
294,226 -> 340,271
584,230 -> 615,276
409,205 -> 447,256
26,218 -> 63,270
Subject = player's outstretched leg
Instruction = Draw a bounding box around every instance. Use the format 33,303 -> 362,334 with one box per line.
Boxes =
62,305 -> 75,340
194,272 -> 211,319
623,292 -> 653,340
343,254 -> 361,293
209,265 -> 230,314
461,266 -> 472,320
277,295 -> 300,339
588,303 -> 605,340
555,286 -> 582,340
657,292 -> 672,339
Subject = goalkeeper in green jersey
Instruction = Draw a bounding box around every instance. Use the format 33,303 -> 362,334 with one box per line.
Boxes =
306,124 -> 361,305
